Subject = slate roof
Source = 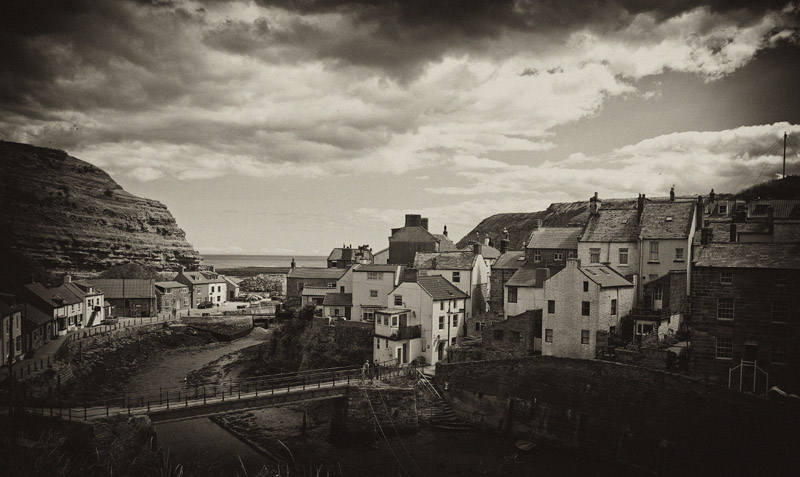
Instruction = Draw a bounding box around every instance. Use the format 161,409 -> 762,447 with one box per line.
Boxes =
433,234 -> 459,251
375,308 -> 411,315
747,200 -> 800,219
492,251 -> 526,270
0,301 -> 18,317
301,286 -> 334,296
17,283 -> 82,308
154,281 -> 188,290
327,248 -> 345,261
390,226 -> 438,242
580,265 -> 634,288
462,244 -> 501,259
287,268 -> 347,280
506,265 -> 550,288
580,208 -> 640,243
527,227 -> 583,250
416,275 -> 468,300
70,279 -> 103,295
355,264 -> 401,273
639,201 -> 695,239
24,304 -> 52,326
323,293 -> 352,306
695,243 -> 800,269
179,271 -> 226,284
60,283 -> 87,300
414,251 -> 476,270
222,276 -> 241,287
87,279 -> 156,299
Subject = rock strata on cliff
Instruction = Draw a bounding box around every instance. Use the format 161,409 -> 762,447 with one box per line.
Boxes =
0,141 -> 200,283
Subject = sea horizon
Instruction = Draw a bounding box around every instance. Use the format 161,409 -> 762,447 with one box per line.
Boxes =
201,253 -> 327,269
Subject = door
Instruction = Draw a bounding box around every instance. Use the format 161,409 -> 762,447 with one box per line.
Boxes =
744,341 -> 759,362
396,346 -> 403,365
402,343 -> 408,364
437,341 -> 445,361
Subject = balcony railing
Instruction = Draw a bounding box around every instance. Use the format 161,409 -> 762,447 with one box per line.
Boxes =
376,324 -> 421,341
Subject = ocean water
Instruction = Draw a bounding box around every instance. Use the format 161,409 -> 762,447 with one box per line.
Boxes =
201,254 -> 327,269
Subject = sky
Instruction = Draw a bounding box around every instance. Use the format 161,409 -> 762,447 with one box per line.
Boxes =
2,0 -> 800,256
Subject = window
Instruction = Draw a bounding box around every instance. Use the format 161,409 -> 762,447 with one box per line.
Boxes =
533,250 -> 541,262
328,282 -> 336,288
582,301 -> 590,316
453,314 -> 459,327
367,272 -> 383,280
384,315 -> 389,325
611,299 -> 617,315
363,311 -> 374,322
475,322 -> 485,332
554,252 -> 564,261
510,331 -> 521,343
394,295 -> 403,306
649,242 -> 659,261
771,344 -> 788,365
590,248 -> 600,264
440,301 -> 445,310
720,271 -> 732,284
772,303 -> 789,323
619,248 -> 628,265
451,337 -> 456,345
377,339 -> 380,349
715,337 -> 733,359
508,286 -> 518,303
370,290 -> 378,298
717,298 -> 734,320
452,271 -> 460,283
581,330 -> 590,345
545,329 -> 553,343
548,300 -> 555,314
567,250 -> 576,259
493,330 -> 504,340
675,248 -> 684,260
334,308 -> 340,317
439,316 -> 444,330
718,204 -> 728,215
392,315 -> 397,326
583,281 -> 589,292
654,287 -> 663,301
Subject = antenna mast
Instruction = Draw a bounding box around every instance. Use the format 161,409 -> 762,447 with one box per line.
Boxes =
784,132 -> 787,179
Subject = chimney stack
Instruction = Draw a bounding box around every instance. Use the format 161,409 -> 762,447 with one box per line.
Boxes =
64,275 -> 72,284
473,242 -> 483,256
420,218 -> 429,230
730,223 -> 737,243
637,193 -> 646,220
405,214 -> 422,227
669,185 -> 675,202
502,227 -> 509,239
566,257 -> 580,269
443,225 -> 448,238
500,238 -> 510,253
533,219 -> 542,230
535,268 -> 551,286
589,192 -> 601,215
484,235 -> 490,246
290,257 -> 296,269
695,195 -> 704,228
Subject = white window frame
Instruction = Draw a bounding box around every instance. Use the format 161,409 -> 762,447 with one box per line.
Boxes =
590,248 -> 600,264
675,248 -> 684,260
715,337 -> 733,359
619,248 -> 628,265
507,286 -> 518,303
554,252 -> 564,261
717,298 -> 734,320
533,250 -> 541,262
580,330 -> 590,345
545,329 -> 553,343
452,271 -> 460,283
720,271 -> 733,285
649,241 -> 659,262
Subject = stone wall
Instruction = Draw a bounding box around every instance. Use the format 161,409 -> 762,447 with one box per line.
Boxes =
436,356 -> 800,475
332,386 -> 418,441
482,310 -> 540,359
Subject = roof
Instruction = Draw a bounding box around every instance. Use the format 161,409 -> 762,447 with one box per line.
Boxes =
355,264 -> 401,273
17,283 -> 82,308
179,271 -> 226,284
506,265 -> 550,288
416,275 -> 468,300
492,251 -> 526,270
323,293 -> 352,306
390,226 -> 438,243
23,304 -> 52,325
69,280 -> 103,295
86,279 -> 156,299
695,243 -> 800,269
527,227 -> 582,250
433,234 -> 459,251
301,286 -> 334,296
639,201 -> 695,239
222,276 -> 241,287
0,301 -> 19,317
374,247 -> 389,256
461,244 -> 501,260
154,281 -> 188,290
60,282 -> 88,300
376,307 -> 411,314
414,251 -> 476,270
747,200 -> 800,219
580,208 -> 640,243
287,267 -> 347,280
327,248 -> 345,261
580,265 -> 634,288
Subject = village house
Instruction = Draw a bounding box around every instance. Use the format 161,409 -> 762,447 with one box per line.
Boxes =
525,224 -> 582,274
22,304 -> 52,352
632,270 -> 687,341
462,235 -> 501,267
322,293 -> 352,320
388,214 -> 457,266
689,243 -> 800,393
1,302 -> 23,363
174,269 -> 227,306
87,279 -> 156,317
541,258 -> 634,360
286,267 -> 347,307
482,309 -> 541,358
372,247 -> 389,265
347,264 -> 405,322
487,249 -> 525,316
638,196 -> 698,293
15,282 -> 83,335
503,264 -> 551,319
222,276 -> 241,301
695,195 -> 800,246
154,281 -> 191,313
327,244 -> 373,268
386,275 -> 468,367
373,307 -> 422,366
301,287 -> 331,315
414,244 -> 490,318
577,194 -> 641,283
62,277 -> 106,327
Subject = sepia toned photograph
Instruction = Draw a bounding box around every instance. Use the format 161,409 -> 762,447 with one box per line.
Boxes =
1,1 -> 799,475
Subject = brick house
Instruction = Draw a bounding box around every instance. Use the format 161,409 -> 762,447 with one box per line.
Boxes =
174,269 -> 227,306
286,267 -> 347,307
542,258 -> 634,359
388,214 -> 457,266
525,226 -> 582,274
487,250 -> 525,318
154,281 -> 191,313
414,244 -> 490,319
632,270 -> 686,341
690,243 -> 800,393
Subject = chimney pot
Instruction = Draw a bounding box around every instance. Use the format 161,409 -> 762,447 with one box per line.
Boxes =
500,238 -> 509,253
473,242 -> 482,256
669,185 -> 675,201
443,225 -> 448,238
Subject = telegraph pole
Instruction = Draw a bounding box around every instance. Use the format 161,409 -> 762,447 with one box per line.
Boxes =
783,132 -> 787,179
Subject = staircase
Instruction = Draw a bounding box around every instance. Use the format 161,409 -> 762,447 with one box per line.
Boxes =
429,400 -> 472,430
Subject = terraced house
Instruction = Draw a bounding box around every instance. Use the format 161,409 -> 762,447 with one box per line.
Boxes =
414,244 -> 490,318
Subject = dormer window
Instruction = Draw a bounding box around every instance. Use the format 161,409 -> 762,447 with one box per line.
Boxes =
665,216 -> 673,222
718,204 -> 728,215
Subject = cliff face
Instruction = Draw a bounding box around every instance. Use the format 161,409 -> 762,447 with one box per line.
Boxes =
0,141 -> 200,286
456,199 -> 637,250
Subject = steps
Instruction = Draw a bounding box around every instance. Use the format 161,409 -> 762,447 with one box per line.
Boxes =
429,400 -> 472,431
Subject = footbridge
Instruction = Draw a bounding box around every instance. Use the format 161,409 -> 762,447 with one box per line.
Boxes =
13,363 -> 422,423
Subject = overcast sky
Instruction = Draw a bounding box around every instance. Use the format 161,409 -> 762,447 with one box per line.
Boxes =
2,1 -> 800,256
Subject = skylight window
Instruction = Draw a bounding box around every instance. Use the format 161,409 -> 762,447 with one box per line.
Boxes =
665,217 -> 673,222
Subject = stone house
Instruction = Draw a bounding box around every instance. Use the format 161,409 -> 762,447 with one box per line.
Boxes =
154,281 -> 191,313
414,244 -> 490,319
323,292 -> 352,320
388,214 -> 457,266
577,195 -> 641,284
638,199 -> 697,294
15,282 -> 83,335
632,270 -> 686,341
286,267 -> 347,306
174,269 -> 227,306
22,304 -> 51,352
327,244 -> 373,268
503,264 -> 551,319
485,250 -> 525,324
690,243 -> 800,393
525,225 -> 582,274
222,276 -> 241,301
482,309 -> 541,358
87,279 -> 156,317
542,258 -> 634,360
63,277 -> 106,327
301,287 -> 331,316
386,275 -> 468,366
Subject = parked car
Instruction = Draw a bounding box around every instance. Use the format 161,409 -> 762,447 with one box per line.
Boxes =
197,301 -> 214,309
101,318 -> 119,325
